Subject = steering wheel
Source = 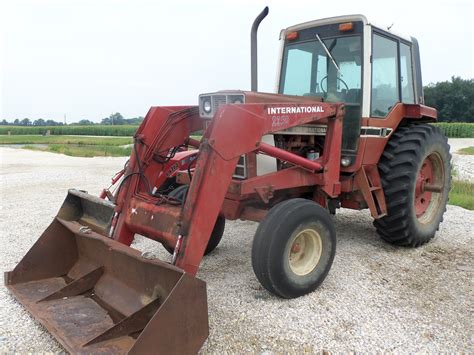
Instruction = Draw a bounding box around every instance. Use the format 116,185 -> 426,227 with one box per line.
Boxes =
319,76 -> 349,94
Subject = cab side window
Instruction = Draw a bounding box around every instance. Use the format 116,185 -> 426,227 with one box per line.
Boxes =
371,34 -> 399,117
282,49 -> 313,96
400,43 -> 415,103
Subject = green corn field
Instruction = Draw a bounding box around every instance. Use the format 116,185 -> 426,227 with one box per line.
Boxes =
0,125 -> 138,136
0,122 -> 473,138
432,122 -> 474,138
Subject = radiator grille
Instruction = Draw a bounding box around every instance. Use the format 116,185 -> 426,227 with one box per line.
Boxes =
233,155 -> 247,179
212,95 -> 227,113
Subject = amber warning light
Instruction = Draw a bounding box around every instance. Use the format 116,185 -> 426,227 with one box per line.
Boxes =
286,31 -> 298,40
339,22 -> 354,32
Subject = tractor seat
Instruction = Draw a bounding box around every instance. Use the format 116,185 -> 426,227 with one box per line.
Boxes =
345,89 -> 361,104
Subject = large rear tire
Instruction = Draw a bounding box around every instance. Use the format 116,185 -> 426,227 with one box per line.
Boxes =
164,185 -> 225,255
252,199 -> 336,299
374,123 -> 451,247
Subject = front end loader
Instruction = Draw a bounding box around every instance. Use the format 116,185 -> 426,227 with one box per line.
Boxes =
5,190 -> 208,353
6,8 -> 451,354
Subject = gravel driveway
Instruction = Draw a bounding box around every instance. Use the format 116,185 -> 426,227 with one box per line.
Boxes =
449,138 -> 474,181
0,144 -> 473,353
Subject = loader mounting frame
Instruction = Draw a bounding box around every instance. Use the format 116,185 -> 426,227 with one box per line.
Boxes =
111,101 -> 344,275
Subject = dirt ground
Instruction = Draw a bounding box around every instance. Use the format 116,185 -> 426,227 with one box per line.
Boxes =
0,144 -> 473,353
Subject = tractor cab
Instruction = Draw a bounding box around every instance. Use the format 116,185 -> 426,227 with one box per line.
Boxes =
199,15 -> 425,174
277,15 -> 424,163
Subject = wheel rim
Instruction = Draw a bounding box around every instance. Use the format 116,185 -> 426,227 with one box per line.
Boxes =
288,228 -> 322,276
414,152 -> 445,224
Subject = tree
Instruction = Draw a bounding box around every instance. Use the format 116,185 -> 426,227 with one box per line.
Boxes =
21,118 -> 31,126
76,119 -> 94,125
424,77 -> 474,122
126,116 -> 144,125
13,119 -> 20,125
111,112 -> 124,125
102,112 -> 124,125
33,118 -> 45,126
45,119 -> 61,126
1,119 -> 8,125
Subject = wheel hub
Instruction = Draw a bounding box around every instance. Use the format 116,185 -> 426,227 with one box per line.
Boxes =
288,229 -> 322,276
414,153 -> 445,223
415,158 -> 434,217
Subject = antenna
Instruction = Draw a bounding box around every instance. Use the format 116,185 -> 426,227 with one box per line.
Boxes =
387,23 -> 394,31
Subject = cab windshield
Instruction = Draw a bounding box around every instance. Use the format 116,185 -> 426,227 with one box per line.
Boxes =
279,35 -> 362,106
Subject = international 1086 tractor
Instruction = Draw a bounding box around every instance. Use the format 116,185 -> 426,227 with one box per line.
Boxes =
6,8 -> 451,354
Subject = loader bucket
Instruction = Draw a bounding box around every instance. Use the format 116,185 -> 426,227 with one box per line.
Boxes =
5,189 -> 209,354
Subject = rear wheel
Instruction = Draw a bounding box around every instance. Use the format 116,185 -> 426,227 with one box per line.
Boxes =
164,185 -> 225,255
374,123 -> 451,247
252,199 -> 336,299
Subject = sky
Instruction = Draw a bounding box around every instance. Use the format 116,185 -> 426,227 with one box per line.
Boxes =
0,0 -> 472,122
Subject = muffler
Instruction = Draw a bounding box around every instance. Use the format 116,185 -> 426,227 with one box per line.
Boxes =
5,189 -> 209,354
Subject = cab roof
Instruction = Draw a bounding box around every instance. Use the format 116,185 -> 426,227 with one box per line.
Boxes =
281,14 -> 412,42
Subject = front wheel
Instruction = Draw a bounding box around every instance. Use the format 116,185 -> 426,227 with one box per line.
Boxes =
252,199 -> 336,299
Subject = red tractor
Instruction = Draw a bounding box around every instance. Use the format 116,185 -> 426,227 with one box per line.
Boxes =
6,9 -> 450,354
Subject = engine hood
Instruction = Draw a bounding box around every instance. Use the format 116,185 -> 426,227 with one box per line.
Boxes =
226,90 -> 323,104
198,90 -> 324,119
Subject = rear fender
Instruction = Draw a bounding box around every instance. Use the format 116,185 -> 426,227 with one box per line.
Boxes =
360,103 -> 437,166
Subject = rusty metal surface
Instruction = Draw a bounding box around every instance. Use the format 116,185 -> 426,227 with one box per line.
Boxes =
124,197 -> 182,248
5,192 -> 209,354
58,189 -> 116,235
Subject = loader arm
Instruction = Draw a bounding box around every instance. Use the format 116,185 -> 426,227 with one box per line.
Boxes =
112,106 -> 203,246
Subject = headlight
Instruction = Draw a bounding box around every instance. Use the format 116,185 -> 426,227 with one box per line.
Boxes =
203,99 -> 212,113
341,157 -> 352,167
198,92 -> 245,118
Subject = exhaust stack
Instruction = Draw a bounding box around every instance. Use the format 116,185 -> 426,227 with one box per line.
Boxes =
251,6 -> 269,91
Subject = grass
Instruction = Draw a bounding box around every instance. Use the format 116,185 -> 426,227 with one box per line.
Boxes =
0,134 -> 202,157
2,123 -> 471,138
451,166 -> 458,177
449,180 -> 474,210
458,146 -> 474,155
0,135 -> 133,157
444,167 -> 473,210
0,135 -> 132,146
0,125 -> 138,136
0,121 -> 472,138
24,144 -> 132,157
